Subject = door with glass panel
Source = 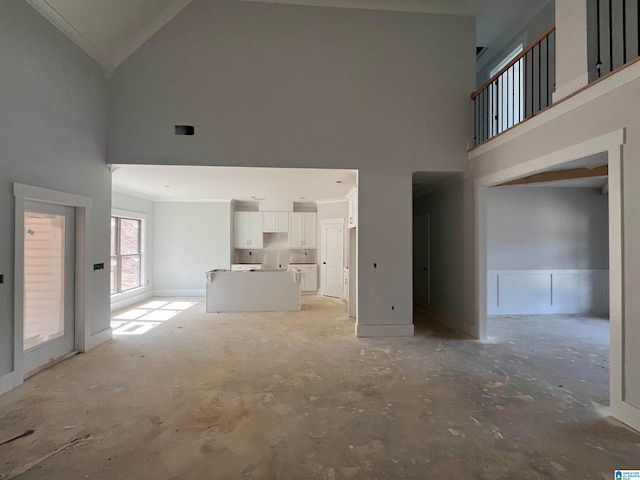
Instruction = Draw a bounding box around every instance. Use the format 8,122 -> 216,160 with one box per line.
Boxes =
23,201 -> 75,374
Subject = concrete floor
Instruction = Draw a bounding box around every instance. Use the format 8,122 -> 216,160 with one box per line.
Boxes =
0,296 -> 638,479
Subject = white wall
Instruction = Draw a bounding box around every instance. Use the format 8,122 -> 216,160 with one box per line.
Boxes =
0,0 -> 110,382
111,191 -> 155,310
108,0 -> 475,336
154,202 -> 232,295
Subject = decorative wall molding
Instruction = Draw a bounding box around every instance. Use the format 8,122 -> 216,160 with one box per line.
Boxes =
487,269 -> 609,316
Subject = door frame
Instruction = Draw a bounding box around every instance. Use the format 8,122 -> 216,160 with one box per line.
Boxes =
474,129 -> 638,429
13,183 -> 92,386
320,218 -> 344,298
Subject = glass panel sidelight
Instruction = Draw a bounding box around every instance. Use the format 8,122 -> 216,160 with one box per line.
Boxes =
23,212 -> 66,350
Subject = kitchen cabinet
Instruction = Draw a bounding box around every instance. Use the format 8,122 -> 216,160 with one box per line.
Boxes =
289,264 -> 318,293
346,188 -> 358,229
234,212 -> 263,249
263,212 -> 289,233
289,213 -> 317,248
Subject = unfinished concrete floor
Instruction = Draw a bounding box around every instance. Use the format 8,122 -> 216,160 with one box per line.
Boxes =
1,296 -> 639,479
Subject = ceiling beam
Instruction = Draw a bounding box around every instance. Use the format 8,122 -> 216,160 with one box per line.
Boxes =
495,165 -> 608,187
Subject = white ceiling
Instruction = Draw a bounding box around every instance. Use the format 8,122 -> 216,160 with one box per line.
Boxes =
111,165 -> 357,202
25,0 -> 193,74
26,0 -> 550,74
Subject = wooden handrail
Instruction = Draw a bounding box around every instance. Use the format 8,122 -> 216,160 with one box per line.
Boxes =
471,23 -> 556,100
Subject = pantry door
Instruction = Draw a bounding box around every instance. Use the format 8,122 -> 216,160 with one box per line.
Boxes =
320,219 -> 343,298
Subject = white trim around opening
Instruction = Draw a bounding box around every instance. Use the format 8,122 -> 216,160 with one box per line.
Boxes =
473,129 -> 640,431
13,183 -> 111,390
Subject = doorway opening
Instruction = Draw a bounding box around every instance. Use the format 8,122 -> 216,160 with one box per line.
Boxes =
13,183 -> 93,387
110,165 -> 358,328
411,171 -> 466,334
474,130 -> 633,427
484,153 -> 610,408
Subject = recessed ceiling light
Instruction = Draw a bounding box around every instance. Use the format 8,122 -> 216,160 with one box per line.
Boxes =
300,196 -> 307,200
165,185 -> 171,188
336,180 -> 342,184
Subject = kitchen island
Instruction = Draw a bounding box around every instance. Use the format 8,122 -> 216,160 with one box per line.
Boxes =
205,269 -> 301,312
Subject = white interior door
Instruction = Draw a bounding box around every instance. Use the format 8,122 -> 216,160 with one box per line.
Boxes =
321,219 -> 343,298
23,201 -> 75,374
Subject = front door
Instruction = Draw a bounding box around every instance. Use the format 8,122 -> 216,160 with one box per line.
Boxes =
321,219 -> 343,298
22,201 -> 75,375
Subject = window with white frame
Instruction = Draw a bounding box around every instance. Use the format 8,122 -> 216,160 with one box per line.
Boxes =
110,216 -> 142,294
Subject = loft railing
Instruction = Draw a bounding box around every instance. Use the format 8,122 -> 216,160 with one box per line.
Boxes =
471,25 -> 556,146
588,0 -> 640,80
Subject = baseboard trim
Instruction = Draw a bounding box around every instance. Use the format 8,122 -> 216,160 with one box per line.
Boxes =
0,371 -> 15,395
154,289 -> 206,297
86,328 -> 113,351
356,323 -> 414,337
111,290 -> 154,312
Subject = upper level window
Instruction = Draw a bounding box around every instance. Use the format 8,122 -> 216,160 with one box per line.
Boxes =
489,44 -> 524,137
111,216 -> 142,294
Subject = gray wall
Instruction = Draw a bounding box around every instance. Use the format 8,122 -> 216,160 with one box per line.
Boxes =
108,0 -> 475,332
487,186 -> 609,270
154,202 -> 232,294
0,1 -> 109,376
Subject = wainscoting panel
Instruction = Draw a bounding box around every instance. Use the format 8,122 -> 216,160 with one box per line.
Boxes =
487,270 -> 609,315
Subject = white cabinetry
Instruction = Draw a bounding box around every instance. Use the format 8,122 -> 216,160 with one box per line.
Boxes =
234,212 -> 263,249
346,187 -> 358,229
263,212 -> 289,233
289,264 -> 318,293
289,213 -> 317,248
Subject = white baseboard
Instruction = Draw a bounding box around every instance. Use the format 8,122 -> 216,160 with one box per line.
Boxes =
86,328 -> 113,351
154,289 -> 206,297
356,323 -> 414,337
110,290 -> 154,312
0,371 -> 15,395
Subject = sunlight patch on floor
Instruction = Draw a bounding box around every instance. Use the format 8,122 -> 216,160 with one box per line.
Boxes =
111,300 -> 196,335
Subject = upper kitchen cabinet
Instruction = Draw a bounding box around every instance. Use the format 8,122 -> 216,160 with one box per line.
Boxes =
289,212 -> 317,248
346,187 -> 358,229
234,212 -> 263,249
263,212 -> 289,233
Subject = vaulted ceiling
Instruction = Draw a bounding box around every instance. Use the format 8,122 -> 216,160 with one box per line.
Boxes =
26,0 -> 551,75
